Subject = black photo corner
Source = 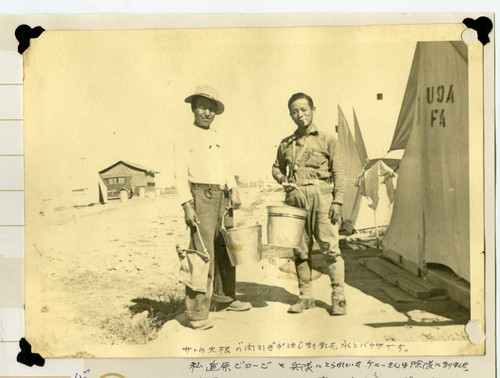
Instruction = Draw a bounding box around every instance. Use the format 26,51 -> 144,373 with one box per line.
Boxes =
15,24 -> 45,54
17,338 -> 45,367
462,16 -> 493,45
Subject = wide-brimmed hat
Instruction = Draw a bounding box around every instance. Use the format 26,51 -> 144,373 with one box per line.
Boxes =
184,85 -> 225,115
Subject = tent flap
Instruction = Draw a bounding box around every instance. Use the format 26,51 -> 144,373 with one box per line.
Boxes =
382,41 -> 469,282
389,44 -> 421,151
353,109 -> 368,165
337,106 -> 364,226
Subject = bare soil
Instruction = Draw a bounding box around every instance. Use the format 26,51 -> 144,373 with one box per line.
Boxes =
27,188 -> 469,358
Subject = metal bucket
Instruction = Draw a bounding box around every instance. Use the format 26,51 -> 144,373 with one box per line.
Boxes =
267,205 -> 308,248
222,225 -> 262,266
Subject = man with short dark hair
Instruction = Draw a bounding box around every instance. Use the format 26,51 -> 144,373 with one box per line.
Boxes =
272,92 -> 347,315
174,85 -> 251,330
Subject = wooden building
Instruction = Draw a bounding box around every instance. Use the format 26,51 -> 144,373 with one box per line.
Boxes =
99,161 -> 158,199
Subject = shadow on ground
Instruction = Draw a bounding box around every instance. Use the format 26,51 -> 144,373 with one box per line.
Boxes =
236,281 -> 330,313
340,248 -> 470,327
129,297 -> 185,327
264,246 -> 470,327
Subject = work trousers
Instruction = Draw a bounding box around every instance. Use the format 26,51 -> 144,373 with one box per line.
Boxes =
185,186 -> 236,321
285,183 -> 344,299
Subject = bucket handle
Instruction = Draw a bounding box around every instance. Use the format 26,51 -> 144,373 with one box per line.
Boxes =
284,183 -> 310,211
266,184 -> 310,211
193,223 -> 208,253
220,207 -> 232,232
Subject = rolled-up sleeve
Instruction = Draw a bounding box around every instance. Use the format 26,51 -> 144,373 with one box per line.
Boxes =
272,143 -> 287,184
225,158 -> 238,190
220,131 -> 238,190
329,137 -> 346,204
173,138 -> 192,206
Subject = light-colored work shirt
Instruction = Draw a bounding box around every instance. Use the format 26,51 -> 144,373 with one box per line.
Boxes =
174,123 -> 237,205
272,124 -> 346,204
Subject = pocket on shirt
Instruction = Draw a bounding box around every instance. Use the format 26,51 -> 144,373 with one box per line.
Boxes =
304,151 -> 328,169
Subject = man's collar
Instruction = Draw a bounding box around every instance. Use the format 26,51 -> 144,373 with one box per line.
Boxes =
193,122 -> 217,132
294,124 -> 318,138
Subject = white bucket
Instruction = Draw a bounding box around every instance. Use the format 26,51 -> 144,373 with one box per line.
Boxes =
267,205 -> 307,248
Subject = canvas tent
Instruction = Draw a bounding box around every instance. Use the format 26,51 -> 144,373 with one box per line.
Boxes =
67,158 -> 108,207
337,107 -> 397,234
39,168 -> 107,213
356,159 -> 397,231
337,106 -> 365,233
382,41 -> 469,282
70,172 -> 108,207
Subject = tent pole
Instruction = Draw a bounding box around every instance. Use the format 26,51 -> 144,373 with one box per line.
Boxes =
374,209 -> 379,248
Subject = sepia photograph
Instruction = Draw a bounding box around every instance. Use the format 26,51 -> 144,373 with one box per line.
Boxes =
22,23 -> 484,358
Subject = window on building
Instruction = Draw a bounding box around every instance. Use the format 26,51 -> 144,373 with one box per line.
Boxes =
117,177 -> 125,184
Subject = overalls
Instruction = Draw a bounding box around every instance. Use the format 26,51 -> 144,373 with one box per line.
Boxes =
184,184 -> 235,321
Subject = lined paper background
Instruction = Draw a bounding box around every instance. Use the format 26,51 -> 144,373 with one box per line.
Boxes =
0,12 -> 495,378
0,43 -> 83,377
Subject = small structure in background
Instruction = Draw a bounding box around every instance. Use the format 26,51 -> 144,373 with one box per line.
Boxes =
99,161 -> 159,200
71,173 -> 108,207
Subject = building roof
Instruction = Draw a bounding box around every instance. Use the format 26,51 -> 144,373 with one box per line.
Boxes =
99,161 -> 159,176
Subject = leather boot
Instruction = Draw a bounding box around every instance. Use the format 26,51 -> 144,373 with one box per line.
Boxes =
288,298 -> 316,313
331,284 -> 347,315
288,259 -> 314,313
326,255 -> 347,316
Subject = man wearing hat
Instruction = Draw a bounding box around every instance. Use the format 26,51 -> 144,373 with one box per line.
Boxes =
174,85 -> 252,330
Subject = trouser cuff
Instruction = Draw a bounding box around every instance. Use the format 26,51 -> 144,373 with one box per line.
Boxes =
212,294 -> 235,303
186,310 -> 209,321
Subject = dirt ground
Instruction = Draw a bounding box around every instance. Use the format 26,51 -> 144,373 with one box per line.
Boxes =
26,188 -> 470,358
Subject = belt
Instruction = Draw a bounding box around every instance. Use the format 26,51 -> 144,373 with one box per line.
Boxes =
190,182 -> 226,190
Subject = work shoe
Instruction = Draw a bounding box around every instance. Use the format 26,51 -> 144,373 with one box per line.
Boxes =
288,298 -> 315,313
331,298 -> 347,316
331,286 -> 347,316
187,319 -> 214,330
224,300 -> 252,312
212,300 -> 252,312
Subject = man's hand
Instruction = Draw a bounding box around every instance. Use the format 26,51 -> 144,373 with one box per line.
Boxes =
182,201 -> 199,228
230,188 -> 241,209
281,177 -> 296,193
329,203 -> 342,225
279,176 -> 289,185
